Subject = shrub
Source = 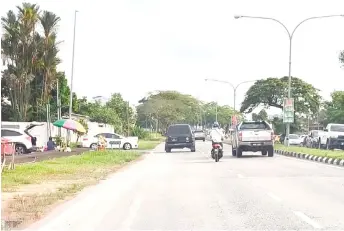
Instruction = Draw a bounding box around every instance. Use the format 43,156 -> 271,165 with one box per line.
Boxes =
131,126 -> 149,139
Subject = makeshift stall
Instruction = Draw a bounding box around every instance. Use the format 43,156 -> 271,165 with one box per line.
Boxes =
1,138 -> 16,171
53,119 -> 86,152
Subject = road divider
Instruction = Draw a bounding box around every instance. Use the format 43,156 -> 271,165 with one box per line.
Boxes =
275,144 -> 344,167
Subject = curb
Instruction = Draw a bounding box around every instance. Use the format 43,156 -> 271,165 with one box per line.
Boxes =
275,149 -> 344,167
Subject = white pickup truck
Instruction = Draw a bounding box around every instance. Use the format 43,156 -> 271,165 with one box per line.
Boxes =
231,121 -> 274,158
322,123 -> 344,150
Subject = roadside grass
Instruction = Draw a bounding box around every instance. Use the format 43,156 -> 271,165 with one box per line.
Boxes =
138,132 -> 164,150
144,132 -> 165,141
275,144 -> 344,160
1,150 -> 140,191
138,140 -> 161,150
2,183 -> 87,230
1,150 -> 141,229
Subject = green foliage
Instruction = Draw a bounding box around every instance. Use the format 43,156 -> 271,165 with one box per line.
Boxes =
1,3 -> 62,121
271,117 -> 284,134
240,77 -> 321,115
136,91 -> 240,131
252,109 -> 268,121
339,51 -> 344,67
130,126 -> 149,139
74,118 -> 88,142
136,91 -> 202,131
324,91 -> 344,124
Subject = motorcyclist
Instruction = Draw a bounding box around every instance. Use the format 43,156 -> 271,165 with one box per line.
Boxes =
210,122 -> 224,153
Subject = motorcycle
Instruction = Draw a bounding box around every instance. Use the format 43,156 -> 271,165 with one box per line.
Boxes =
211,142 -> 223,162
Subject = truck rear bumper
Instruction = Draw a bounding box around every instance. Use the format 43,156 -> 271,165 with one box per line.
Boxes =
237,141 -> 273,152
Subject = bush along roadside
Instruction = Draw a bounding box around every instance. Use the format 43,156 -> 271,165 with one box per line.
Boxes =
137,132 -> 164,151
274,144 -> 344,167
1,150 -> 141,229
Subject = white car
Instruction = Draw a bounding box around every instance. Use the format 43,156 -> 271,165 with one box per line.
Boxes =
1,122 -> 44,154
288,134 -> 303,145
82,132 -> 139,150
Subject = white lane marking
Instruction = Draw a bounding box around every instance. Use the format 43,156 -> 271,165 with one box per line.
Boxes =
121,195 -> 142,230
293,211 -> 322,229
237,174 -> 244,178
278,154 -> 344,170
267,192 -> 282,202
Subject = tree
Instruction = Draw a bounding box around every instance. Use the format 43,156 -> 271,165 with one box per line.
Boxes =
1,3 -> 62,121
74,118 -> 88,142
1,4 -> 39,121
240,77 -> 321,115
136,91 -> 201,131
136,91 -> 240,132
252,109 -> 268,121
106,93 -> 136,135
339,51 -> 344,67
325,91 -> 344,124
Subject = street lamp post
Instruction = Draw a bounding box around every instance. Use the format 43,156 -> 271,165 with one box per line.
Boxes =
69,10 -> 78,119
68,10 -> 78,144
205,78 -> 255,111
234,14 -> 343,145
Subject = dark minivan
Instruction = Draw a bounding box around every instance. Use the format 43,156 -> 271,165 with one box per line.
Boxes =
165,124 -> 196,153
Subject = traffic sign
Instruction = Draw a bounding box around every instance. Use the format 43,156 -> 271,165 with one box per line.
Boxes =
283,98 -> 294,123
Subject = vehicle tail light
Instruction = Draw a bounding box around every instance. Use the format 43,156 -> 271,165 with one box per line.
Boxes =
271,131 -> 274,141
238,132 -> 242,141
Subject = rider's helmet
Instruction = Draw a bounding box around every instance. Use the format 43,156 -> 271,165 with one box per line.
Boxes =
212,121 -> 220,128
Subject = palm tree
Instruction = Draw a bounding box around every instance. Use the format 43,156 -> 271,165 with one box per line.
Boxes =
1,3 -> 39,121
39,11 -> 61,104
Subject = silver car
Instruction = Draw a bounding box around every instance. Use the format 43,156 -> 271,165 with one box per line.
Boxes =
194,130 -> 206,141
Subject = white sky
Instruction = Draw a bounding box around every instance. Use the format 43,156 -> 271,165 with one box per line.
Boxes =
1,0 -> 344,114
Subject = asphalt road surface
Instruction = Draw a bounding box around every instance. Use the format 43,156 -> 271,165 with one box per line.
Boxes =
6,148 -> 89,164
26,141 -> 344,230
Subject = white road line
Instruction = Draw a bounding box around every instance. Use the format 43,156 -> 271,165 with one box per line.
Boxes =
267,192 -> 282,202
237,174 -> 244,178
121,195 -> 142,230
293,211 -> 322,229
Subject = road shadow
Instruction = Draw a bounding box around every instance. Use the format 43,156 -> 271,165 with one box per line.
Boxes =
222,154 -> 266,159
153,150 -> 194,154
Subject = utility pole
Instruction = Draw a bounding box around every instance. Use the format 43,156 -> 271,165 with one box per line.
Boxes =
68,10 -> 78,144
127,101 -> 130,136
57,80 -> 61,136
215,105 -> 218,122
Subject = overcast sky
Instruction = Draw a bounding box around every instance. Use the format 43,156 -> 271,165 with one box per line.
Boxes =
2,0 -> 344,114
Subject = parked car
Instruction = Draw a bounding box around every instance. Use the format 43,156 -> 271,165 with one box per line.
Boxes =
231,120 -> 274,158
305,130 -> 327,148
194,130 -> 206,141
82,132 -> 138,150
288,134 -> 303,146
322,123 -> 344,150
1,122 -> 44,154
164,124 -> 195,153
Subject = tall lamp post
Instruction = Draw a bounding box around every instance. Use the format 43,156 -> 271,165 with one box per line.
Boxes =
234,14 -> 344,145
68,10 -> 78,143
205,78 -> 255,111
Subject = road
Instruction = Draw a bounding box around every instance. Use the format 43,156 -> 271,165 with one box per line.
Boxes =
5,148 -> 89,164
26,141 -> 344,230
